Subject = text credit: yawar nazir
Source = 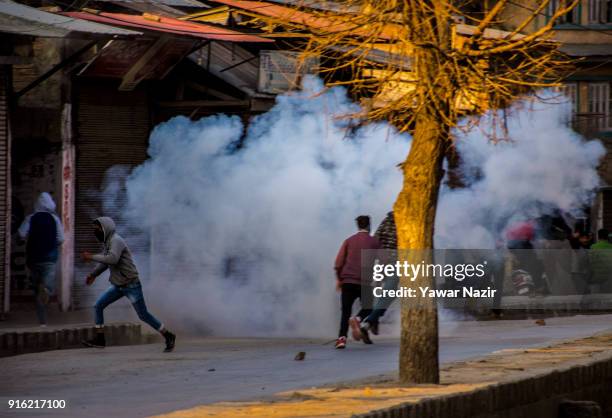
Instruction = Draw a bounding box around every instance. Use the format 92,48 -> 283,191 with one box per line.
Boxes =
370,260 -> 497,299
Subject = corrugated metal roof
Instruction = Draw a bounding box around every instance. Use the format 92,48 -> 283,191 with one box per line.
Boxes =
96,0 -> 208,7
209,0 -> 396,40
265,0 -> 359,12
90,0 -> 209,18
0,0 -> 140,37
190,41 -> 258,92
97,1 -> 188,18
64,11 -> 273,42
213,1 -> 535,43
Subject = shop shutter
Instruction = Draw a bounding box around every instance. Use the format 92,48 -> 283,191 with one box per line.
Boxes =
602,189 -> 612,232
73,81 -> 150,309
0,66 -> 10,314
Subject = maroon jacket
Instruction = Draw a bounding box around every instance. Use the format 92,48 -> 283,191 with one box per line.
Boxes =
335,231 -> 380,285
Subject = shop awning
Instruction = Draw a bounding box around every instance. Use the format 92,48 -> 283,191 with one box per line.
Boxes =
207,0 -> 397,40
95,0 -> 207,7
0,0 -> 140,38
208,0 -> 531,42
64,11 -> 273,42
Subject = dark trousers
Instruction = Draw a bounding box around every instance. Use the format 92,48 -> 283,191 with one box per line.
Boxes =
339,283 -> 372,338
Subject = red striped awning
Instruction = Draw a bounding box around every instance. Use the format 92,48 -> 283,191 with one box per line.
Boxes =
62,11 -> 273,42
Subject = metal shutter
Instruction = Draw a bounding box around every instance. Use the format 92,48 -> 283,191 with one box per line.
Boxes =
73,81 -> 150,309
0,66 -> 10,314
603,190 -> 612,232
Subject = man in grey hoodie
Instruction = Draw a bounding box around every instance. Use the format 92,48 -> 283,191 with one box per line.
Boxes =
81,216 -> 176,352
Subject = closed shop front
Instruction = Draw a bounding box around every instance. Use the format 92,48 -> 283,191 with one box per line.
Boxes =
0,65 -> 11,314
600,188 -> 612,231
73,80 -> 150,308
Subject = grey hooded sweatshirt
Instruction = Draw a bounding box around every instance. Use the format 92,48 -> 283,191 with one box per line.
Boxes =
90,217 -> 140,286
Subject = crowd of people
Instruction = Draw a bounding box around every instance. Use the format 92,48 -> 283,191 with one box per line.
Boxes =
18,191 -> 612,352
500,213 -> 612,299
333,210 -> 612,348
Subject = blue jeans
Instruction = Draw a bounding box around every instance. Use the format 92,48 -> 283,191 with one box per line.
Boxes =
94,282 -> 162,331
29,262 -> 56,325
364,276 -> 399,325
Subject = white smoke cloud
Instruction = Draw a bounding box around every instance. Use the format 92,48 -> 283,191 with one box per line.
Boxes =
119,78 -> 409,336
435,98 -> 605,249
100,81 -> 604,337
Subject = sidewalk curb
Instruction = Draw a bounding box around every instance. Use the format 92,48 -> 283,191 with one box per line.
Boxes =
0,323 -> 145,357
352,350 -> 612,418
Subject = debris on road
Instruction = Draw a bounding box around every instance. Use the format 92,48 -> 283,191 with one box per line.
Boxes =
152,333 -> 612,418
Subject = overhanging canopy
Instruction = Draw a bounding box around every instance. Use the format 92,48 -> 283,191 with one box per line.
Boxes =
64,11 -> 273,42
0,0 -> 141,38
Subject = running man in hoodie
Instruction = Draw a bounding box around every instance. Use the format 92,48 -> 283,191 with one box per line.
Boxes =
18,192 -> 64,326
81,217 -> 176,352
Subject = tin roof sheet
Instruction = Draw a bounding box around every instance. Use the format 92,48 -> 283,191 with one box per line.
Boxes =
64,11 -> 273,42
0,0 -> 140,37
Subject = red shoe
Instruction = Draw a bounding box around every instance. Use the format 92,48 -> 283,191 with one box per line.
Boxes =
349,317 -> 362,341
335,336 -> 346,349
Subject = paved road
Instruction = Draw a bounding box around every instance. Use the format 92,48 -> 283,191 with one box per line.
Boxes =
2,315 -> 612,418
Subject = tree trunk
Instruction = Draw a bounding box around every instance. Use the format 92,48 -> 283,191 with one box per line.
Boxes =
394,0 -> 453,385
394,114 -> 447,384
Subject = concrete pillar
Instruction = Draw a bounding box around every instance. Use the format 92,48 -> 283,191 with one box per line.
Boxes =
60,103 -> 75,311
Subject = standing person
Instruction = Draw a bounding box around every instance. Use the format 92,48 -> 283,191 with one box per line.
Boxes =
18,192 -> 64,326
334,215 -> 380,349
489,239 -> 507,319
535,211 -> 572,294
358,211 -> 397,340
588,228 -> 612,294
81,217 -> 176,352
570,230 -> 594,296
505,219 -> 546,295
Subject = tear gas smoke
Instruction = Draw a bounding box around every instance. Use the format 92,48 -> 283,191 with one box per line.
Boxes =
111,78 -> 409,336
99,79 -> 603,336
436,99 -> 605,249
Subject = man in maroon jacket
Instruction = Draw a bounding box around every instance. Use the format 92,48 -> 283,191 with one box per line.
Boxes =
334,215 -> 380,349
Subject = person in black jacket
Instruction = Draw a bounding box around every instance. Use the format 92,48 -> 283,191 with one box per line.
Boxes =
358,211 -> 398,342
18,193 -> 64,326
535,211 -> 572,294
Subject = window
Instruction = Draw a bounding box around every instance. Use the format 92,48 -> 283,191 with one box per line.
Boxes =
588,82 -> 612,131
548,0 -> 580,24
589,0 -> 612,23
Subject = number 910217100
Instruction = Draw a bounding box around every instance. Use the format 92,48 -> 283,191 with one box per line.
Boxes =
8,400 -> 66,409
